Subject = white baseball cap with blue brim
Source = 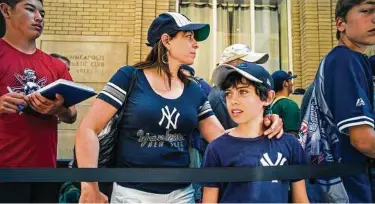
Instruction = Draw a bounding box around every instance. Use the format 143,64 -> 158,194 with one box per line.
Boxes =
212,61 -> 274,90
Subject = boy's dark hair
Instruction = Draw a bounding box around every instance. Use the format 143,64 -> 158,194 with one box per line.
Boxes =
335,0 -> 366,40
0,0 -> 43,37
221,72 -> 269,102
50,53 -> 70,65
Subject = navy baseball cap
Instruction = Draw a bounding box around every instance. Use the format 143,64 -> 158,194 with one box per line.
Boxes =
212,61 -> 274,90
271,70 -> 297,85
146,12 -> 210,47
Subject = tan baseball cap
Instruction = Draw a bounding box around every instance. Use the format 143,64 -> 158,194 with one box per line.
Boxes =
219,44 -> 269,65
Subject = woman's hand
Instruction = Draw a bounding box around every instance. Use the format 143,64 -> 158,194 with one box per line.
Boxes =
263,114 -> 284,139
79,182 -> 108,203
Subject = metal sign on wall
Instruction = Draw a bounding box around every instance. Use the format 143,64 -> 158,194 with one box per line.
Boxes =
36,35 -> 134,159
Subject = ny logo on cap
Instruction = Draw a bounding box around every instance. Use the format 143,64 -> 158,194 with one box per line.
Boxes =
266,79 -> 271,87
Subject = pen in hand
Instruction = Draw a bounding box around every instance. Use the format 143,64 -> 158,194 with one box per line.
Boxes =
6,86 -> 25,114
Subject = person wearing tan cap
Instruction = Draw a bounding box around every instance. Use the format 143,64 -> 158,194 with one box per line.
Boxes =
208,44 -> 269,129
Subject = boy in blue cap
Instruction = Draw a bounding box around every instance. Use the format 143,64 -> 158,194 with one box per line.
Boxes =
202,62 -> 309,203
271,70 -> 300,136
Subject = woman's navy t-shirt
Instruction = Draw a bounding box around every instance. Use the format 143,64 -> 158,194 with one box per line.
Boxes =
97,66 -> 214,194
202,133 -> 307,203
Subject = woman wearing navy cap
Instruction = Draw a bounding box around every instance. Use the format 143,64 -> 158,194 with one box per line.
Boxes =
75,12 -> 284,203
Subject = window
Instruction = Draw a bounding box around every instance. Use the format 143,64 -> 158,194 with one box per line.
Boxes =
215,0 -> 252,69
179,0 -> 291,80
255,0 -> 289,73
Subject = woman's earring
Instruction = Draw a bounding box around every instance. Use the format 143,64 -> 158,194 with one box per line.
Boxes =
162,53 -> 169,64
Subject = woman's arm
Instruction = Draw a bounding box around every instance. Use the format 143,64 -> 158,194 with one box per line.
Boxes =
291,180 -> 309,203
199,115 -> 225,143
202,187 -> 219,204
75,99 -> 117,203
75,99 -> 117,168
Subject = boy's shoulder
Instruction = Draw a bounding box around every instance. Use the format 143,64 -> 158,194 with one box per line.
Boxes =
328,45 -> 358,56
276,133 -> 300,145
326,46 -> 366,66
209,133 -> 231,146
207,133 -> 241,151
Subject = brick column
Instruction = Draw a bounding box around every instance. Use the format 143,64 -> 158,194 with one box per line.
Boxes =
157,0 -> 170,15
140,0 -> 156,59
134,0 -> 143,62
332,0 -> 338,46
299,0 -> 320,88
291,0 -> 302,88
318,0 -> 333,58
292,0 -> 337,88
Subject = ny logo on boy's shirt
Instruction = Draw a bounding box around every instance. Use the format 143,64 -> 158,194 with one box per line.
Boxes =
260,152 -> 287,183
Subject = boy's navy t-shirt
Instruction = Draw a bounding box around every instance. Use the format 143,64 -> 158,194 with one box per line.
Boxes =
321,46 -> 374,202
202,133 -> 307,203
97,66 -> 214,194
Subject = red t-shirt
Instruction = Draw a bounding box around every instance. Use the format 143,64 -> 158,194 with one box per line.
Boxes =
0,39 -> 72,167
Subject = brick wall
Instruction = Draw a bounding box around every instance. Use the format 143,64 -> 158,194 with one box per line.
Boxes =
43,0 -> 175,63
43,0 -> 339,89
44,0 -> 135,37
292,0 -> 337,89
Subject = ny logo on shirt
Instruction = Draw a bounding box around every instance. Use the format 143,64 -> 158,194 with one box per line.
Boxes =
260,152 -> 287,183
158,106 -> 180,130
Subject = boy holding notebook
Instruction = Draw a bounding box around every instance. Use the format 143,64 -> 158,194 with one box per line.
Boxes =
202,62 -> 309,203
0,0 -> 77,202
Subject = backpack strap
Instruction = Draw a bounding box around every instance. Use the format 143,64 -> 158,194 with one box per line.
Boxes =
114,68 -> 138,125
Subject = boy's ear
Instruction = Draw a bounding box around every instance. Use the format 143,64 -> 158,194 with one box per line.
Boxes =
264,90 -> 275,106
336,17 -> 346,34
0,3 -> 11,19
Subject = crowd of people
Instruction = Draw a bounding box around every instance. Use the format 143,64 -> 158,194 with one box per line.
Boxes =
0,0 -> 375,203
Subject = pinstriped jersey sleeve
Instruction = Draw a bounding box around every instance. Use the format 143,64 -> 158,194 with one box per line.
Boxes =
198,89 -> 214,121
97,66 -> 136,110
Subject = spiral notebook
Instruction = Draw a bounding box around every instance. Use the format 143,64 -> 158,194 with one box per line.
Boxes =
36,79 -> 97,107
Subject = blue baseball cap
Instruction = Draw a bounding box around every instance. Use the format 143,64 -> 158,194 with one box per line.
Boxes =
212,61 -> 274,90
146,12 -> 210,47
271,70 -> 297,86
